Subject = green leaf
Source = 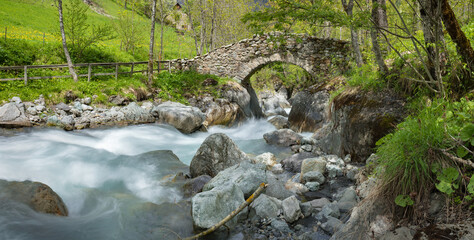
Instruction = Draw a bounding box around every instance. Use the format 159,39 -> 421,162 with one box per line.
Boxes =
460,124 -> 474,142
395,195 -> 414,207
436,181 -> 454,195
457,147 -> 468,158
468,174 -> 474,195
437,167 -> 459,182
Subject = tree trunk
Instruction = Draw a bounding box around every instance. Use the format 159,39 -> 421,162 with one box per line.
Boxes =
371,0 -> 389,75
159,0 -> 164,61
440,0 -> 474,73
199,0 -> 206,55
185,0 -> 201,56
57,0 -> 78,82
148,0 -> 157,85
209,0 -> 217,50
342,0 -> 364,67
419,0 -> 444,81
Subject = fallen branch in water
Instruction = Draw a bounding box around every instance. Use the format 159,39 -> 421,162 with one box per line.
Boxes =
182,183 -> 268,240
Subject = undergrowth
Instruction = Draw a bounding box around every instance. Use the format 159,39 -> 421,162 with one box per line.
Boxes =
375,97 -> 474,222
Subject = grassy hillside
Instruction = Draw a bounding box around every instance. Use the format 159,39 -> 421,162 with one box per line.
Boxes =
0,0 -> 196,64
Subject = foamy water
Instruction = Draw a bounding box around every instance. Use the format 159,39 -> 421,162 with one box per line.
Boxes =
0,119 -> 282,240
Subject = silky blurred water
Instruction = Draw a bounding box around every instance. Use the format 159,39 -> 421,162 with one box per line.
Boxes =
0,119 -> 283,240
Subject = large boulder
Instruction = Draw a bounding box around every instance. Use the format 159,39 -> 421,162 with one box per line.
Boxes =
221,81 -> 264,118
183,175 -> 212,197
250,194 -> 282,219
120,102 -> 155,123
190,133 -> 250,178
259,90 -> 290,117
281,152 -> 316,173
151,101 -> 206,133
282,196 -> 302,223
268,115 -> 289,129
288,90 -> 330,132
202,98 -> 244,127
192,183 -> 246,229
314,88 -> 405,162
0,103 -> 31,128
203,161 -> 266,198
330,197 -> 392,240
263,129 -> 303,147
300,157 -> 328,181
0,180 -> 68,216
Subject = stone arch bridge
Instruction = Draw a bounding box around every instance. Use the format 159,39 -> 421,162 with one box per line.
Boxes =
169,32 -> 350,117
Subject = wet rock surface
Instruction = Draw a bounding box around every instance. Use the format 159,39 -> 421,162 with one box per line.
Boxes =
0,180 -> 68,216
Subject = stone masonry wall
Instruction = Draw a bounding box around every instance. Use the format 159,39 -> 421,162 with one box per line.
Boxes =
169,32 -> 350,83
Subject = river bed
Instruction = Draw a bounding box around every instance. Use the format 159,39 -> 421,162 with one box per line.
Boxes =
0,119 -> 288,240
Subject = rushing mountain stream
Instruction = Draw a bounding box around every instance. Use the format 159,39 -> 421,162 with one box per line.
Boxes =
0,120 -> 288,240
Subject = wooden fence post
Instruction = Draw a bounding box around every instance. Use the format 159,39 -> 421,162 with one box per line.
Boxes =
24,65 -> 27,86
88,64 -> 91,82
115,63 -> 118,80
168,61 -> 171,73
130,63 -> 134,77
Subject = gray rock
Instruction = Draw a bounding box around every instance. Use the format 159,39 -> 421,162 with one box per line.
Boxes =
265,172 -> 293,200
289,90 -> 330,132
316,203 -> 340,221
263,129 -> 303,147
253,152 -> 277,169
250,194 -> 281,219
10,96 -> 22,104
282,196 -> 302,223
141,101 -> 154,110
120,102 -> 154,123
54,103 -> 71,112
330,198 -> 392,240
26,106 -> 38,115
270,218 -> 291,233
183,175 -> 212,197
73,101 -> 83,111
327,164 -> 343,178
282,152 -> 316,173
285,181 -> 309,195
345,165 -> 359,181
299,202 -> 313,217
309,198 -> 331,210
82,104 -> 93,111
109,95 -> 128,105
321,216 -> 344,235
337,188 -> 358,213
268,115 -> 289,129
82,97 -> 92,105
35,105 -> 45,112
0,180 -> 68,216
47,115 -> 61,126
190,133 -> 250,178
151,101 -> 206,133
305,182 -> 320,192
192,183 -> 246,229
203,161 -> 266,198
300,144 -> 313,152
60,115 -> 75,130
301,157 -> 327,180
302,171 -> 325,184
271,164 -> 284,174
0,103 -> 32,128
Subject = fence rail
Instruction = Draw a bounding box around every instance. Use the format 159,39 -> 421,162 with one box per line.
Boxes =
0,61 -> 172,85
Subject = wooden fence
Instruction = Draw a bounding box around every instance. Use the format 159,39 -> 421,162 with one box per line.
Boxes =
0,61 -> 172,85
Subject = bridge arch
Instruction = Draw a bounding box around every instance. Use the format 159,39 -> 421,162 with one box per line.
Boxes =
170,32 -> 350,117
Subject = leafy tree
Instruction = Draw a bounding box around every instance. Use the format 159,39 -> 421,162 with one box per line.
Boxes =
55,0 -> 78,82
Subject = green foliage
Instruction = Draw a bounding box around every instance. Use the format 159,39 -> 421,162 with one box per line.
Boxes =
152,71 -> 229,104
376,98 -> 474,205
433,167 -> 459,195
63,0 -> 115,61
395,194 -> 414,207
0,39 -> 36,65
346,63 -> 384,91
0,75 -> 146,104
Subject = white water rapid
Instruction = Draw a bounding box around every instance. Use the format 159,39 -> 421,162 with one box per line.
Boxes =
0,119 -> 284,240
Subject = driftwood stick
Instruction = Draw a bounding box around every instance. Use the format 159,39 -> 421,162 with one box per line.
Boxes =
182,183 -> 268,240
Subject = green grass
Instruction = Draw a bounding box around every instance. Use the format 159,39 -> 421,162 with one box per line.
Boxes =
375,97 -> 474,216
0,0 -> 196,63
0,74 -> 148,105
